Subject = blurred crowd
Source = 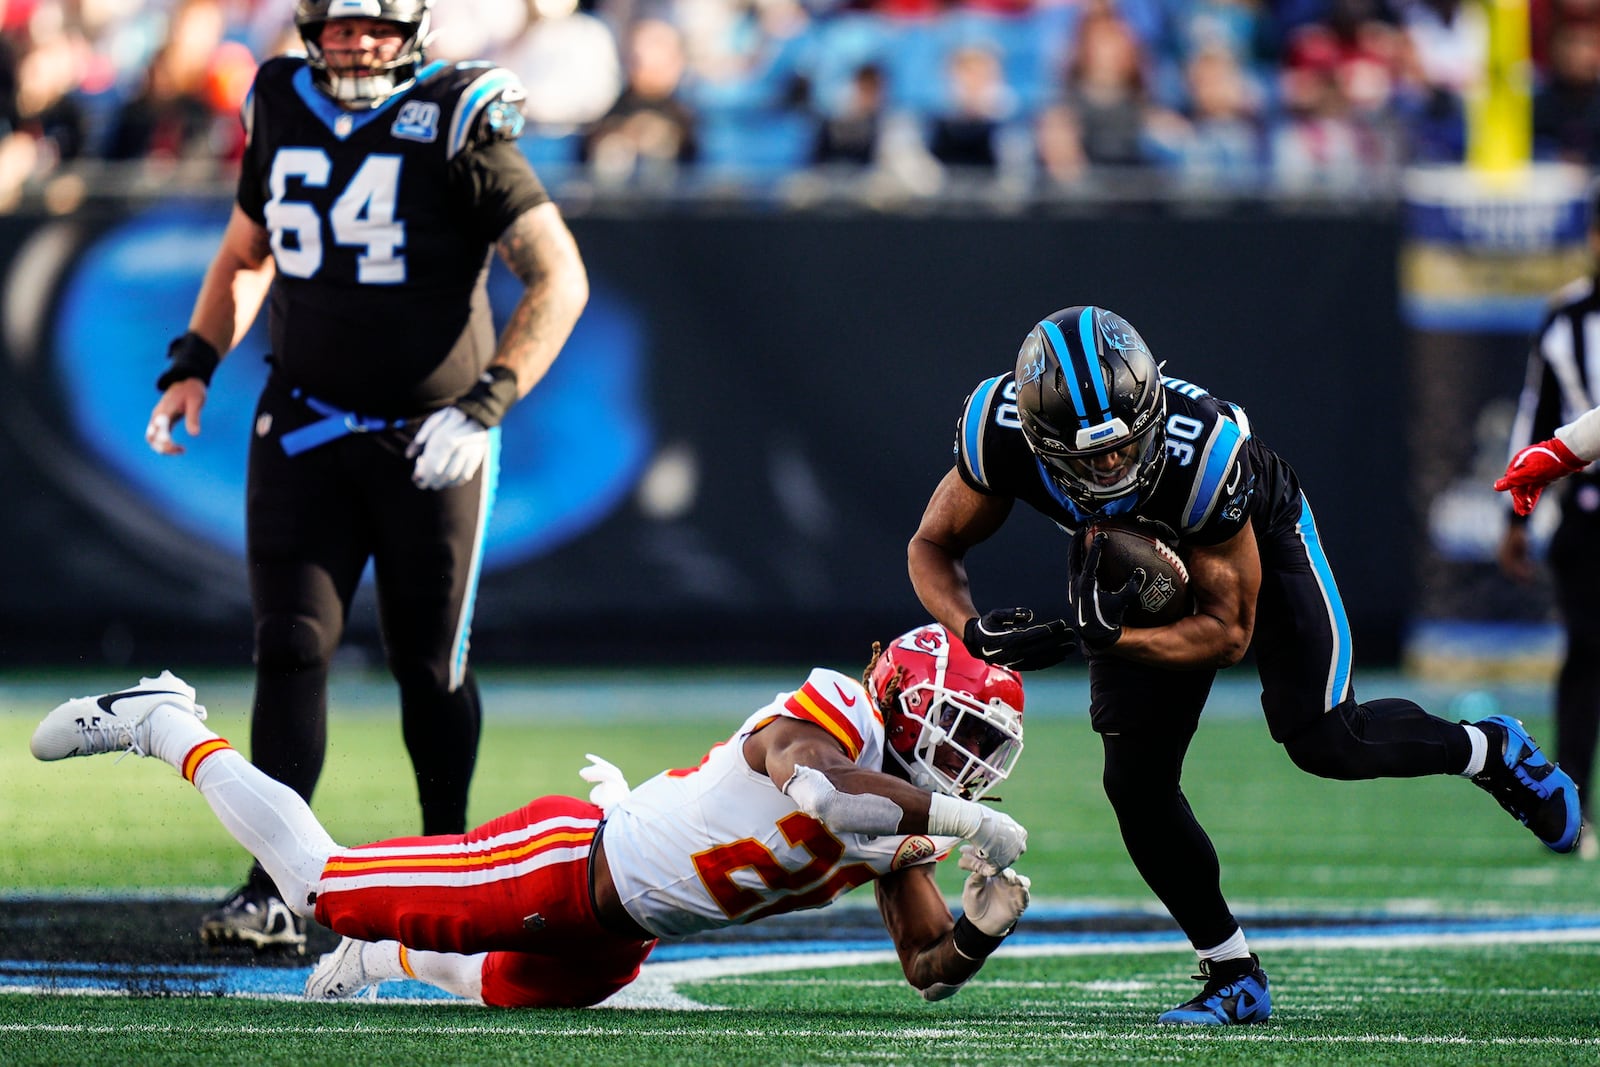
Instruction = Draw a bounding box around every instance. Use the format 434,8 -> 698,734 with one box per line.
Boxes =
4,0 -> 1600,207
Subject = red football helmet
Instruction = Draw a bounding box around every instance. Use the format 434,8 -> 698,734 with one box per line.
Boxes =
868,623 -> 1025,801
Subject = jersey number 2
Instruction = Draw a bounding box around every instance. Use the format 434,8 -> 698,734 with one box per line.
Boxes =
692,811 -> 877,923
266,148 -> 406,284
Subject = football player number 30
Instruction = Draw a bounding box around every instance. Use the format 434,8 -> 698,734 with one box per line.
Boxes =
265,148 -> 405,284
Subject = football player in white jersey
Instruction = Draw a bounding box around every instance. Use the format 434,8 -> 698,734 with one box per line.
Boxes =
30,623 -> 1031,1008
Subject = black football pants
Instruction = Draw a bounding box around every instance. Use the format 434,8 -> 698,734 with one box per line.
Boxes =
1091,491 -> 1470,950
1549,491 -> 1600,821
244,380 -> 491,852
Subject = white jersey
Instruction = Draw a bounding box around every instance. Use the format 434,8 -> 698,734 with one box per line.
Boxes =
602,668 -> 958,938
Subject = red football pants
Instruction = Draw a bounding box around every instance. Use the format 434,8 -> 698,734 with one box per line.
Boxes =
313,794 -> 656,1007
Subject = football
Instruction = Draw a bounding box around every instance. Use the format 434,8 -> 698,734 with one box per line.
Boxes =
1080,517 -> 1192,627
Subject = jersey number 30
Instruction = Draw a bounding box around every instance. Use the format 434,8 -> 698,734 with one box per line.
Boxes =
266,148 -> 406,284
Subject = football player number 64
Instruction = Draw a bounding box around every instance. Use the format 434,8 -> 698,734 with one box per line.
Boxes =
265,148 -> 406,284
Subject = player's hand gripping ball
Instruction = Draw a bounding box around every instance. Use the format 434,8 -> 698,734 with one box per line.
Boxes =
1077,517 -> 1191,628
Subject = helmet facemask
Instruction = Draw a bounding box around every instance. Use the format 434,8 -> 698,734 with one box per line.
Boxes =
870,625 -> 1025,802
1015,307 -> 1169,513
296,0 -> 431,109
888,679 -> 1024,801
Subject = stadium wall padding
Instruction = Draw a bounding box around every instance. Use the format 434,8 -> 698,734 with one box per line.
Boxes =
0,200 -> 1406,667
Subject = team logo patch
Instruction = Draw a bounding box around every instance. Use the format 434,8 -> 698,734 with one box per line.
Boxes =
392,101 -> 440,143
891,835 -> 937,870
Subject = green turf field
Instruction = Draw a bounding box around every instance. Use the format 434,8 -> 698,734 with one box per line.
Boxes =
3,667 -> 1599,1064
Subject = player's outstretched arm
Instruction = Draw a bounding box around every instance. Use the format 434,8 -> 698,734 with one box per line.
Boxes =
1103,519 -> 1259,670
875,850 -> 1029,1001
910,469 -> 1074,672
753,717 -> 933,835
758,718 -> 1028,869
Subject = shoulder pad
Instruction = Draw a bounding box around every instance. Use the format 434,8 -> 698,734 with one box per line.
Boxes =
1176,412 -> 1248,533
955,374 -> 1011,492
445,64 -> 527,158
244,55 -> 307,142
781,668 -> 880,762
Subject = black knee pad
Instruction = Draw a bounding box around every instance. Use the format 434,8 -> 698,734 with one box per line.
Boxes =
254,613 -> 332,672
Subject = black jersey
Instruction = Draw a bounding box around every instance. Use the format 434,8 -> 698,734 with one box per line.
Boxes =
954,371 -> 1304,545
237,56 -> 550,416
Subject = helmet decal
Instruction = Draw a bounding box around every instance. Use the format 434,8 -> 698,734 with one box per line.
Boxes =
1097,307 -> 1149,354
868,624 -> 1025,802
1012,305 -> 1168,512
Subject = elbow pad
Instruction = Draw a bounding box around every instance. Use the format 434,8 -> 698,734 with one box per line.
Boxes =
782,765 -> 904,836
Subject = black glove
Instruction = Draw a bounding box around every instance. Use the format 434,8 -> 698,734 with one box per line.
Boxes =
1069,533 -> 1143,651
962,608 -> 1076,671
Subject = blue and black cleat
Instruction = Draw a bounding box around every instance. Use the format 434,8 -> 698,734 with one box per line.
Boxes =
1470,714 -> 1582,855
1158,954 -> 1271,1025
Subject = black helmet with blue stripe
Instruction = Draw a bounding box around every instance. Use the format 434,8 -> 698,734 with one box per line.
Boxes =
1013,306 -> 1167,512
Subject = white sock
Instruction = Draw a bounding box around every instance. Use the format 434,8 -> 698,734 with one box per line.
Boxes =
1197,927 -> 1251,964
1460,724 -> 1489,778
190,747 -> 339,917
395,944 -> 486,1002
147,702 -> 223,769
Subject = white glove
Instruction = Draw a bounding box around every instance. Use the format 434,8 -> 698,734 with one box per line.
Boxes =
958,844 -> 1031,937
408,407 -> 489,490
969,806 -> 1028,871
926,794 -> 1028,870
578,753 -> 631,814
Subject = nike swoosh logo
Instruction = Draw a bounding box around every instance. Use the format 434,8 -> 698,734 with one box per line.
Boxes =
833,683 -> 858,706
96,690 -> 178,715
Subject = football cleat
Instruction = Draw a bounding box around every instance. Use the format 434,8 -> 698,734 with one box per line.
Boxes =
1470,715 -> 1582,854
31,671 -> 205,761
306,937 -> 383,1000
200,881 -> 307,954
1158,954 -> 1271,1025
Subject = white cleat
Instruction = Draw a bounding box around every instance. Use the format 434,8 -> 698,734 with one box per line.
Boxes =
306,937 -> 384,1001
30,670 -> 206,761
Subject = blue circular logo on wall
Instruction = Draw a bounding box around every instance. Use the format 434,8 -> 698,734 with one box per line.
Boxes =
52,200 -> 650,570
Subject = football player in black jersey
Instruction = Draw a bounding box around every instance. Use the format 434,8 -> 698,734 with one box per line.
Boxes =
909,305 -> 1583,1026
143,0 -> 588,953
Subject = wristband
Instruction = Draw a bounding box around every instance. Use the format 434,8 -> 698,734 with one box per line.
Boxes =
453,365 -> 520,428
951,915 -> 1007,961
926,792 -> 982,838
156,331 -> 222,391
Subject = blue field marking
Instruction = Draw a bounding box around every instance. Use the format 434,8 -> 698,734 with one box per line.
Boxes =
8,907 -> 1600,1001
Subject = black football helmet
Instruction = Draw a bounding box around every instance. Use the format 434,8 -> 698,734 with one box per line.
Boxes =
295,0 -> 431,108
1013,306 -> 1167,512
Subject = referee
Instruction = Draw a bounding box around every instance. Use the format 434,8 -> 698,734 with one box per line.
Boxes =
1497,180 -> 1600,859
